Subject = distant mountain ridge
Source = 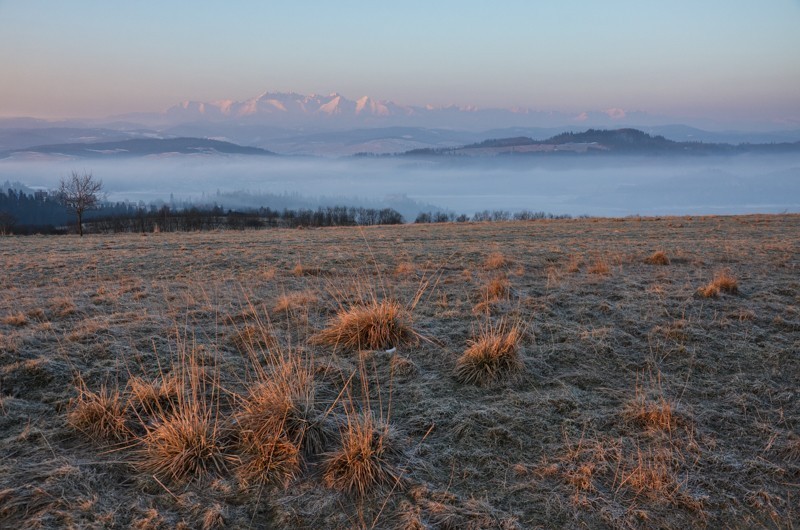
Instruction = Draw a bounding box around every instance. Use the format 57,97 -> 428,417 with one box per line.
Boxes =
1,137 -> 275,159
404,128 -> 800,157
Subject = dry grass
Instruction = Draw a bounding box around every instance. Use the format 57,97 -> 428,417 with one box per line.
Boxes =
483,275 -> 510,302
393,261 -> 415,276
67,382 -> 130,443
623,392 -> 678,432
645,250 -> 670,265
127,374 -> 181,414
588,258 -> 611,275
313,299 -> 420,351
139,405 -> 229,484
237,434 -> 301,488
273,290 -> 318,313
454,320 -> 523,386
323,411 -> 400,496
235,350 -> 328,456
1,216 -> 798,528
698,269 -> 739,298
229,324 -> 275,352
2,313 -> 28,327
484,252 -> 509,270
136,345 -> 230,484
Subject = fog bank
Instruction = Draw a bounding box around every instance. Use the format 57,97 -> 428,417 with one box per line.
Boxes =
2,154 -> 798,218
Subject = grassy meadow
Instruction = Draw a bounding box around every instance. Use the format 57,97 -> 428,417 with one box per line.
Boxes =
1,215 -> 798,529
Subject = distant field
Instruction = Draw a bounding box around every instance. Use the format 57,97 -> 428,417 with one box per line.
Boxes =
1,215 -> 798,528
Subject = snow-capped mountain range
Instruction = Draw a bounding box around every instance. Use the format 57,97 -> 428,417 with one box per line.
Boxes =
115,90 -> 659,131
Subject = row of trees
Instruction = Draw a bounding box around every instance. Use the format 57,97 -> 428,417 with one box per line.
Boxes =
415,209 -> 574,223
84,205 -> 405,233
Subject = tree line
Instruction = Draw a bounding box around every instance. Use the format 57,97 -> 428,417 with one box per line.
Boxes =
0,187 -> 405,235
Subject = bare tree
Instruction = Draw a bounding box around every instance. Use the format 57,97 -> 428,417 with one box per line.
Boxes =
58,171 -> 103,236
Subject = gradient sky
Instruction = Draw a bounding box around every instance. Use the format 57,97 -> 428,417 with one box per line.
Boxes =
1,0 -> 799,127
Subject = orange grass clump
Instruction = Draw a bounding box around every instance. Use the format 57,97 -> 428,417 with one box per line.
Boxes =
314,299 -> 419,351
484,275 -> 510,302
323,412 -> 400,496
67,383 -> 130,442
484,252 -> 509,270
645,251 -> 670,265
274,290 -> 318,313
139,404 -> 229,484
454,321 -> 523,386
588,259 -> 611,275
698,270 -> 739,298
624,394 -> 677,432
237,434 -> 301,488
2,313 -> 28,327
236,353 -> 328,456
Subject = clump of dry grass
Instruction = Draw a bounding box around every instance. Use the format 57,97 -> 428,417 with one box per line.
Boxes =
623,394 -> 677,432
127,374 -> 181,414
323,411 -> 400,496
67,382 -> 130,442
566,255 -> 582,273
454,321 -> 523,386
236,351 -> 329,456
394,261 -> 415,276
645,250 -> 670,265
483,275 -> 510,302
139,405 -> 229,483
698,270 -> 739,298
484,252 -> 509,270
588,258 -> 611,275
51,296 -> 77,317
229,324 -> 275,352
137,341 -> 231,484
237,434 -> 301,488
273,290 -> 318,313
314,299 -> 420,351
2,312 -> 28,327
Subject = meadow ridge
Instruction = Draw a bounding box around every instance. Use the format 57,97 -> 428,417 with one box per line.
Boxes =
0,215 -> 798,529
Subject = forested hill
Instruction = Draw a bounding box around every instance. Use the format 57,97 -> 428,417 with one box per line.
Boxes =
1,137 -> 275,159
403,128 -> 800,156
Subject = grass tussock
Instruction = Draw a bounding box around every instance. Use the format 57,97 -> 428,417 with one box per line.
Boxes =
588,258 -> 611,275
229,324 -> 275,352
236,351 -> 328,456
323,411 -> 400,496
314,299 -> 419,351
67,382 -> 130,442
454,320 -> 523,386
237,434 -> 301,488
139,406 -> 229,483
645,250 -> 670,265
274,290 -> 318,313
624,393 -> 677,432
484,252 -> 509,270
127,374 -> 181,413
698,270 -> 739,298
137,343 -> 231,484
393,261 -> 415,276
2,313 -> 28,327
484,275 -> 510,302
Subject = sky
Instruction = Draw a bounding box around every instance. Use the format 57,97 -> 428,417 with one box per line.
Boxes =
1,0 -> 799,128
